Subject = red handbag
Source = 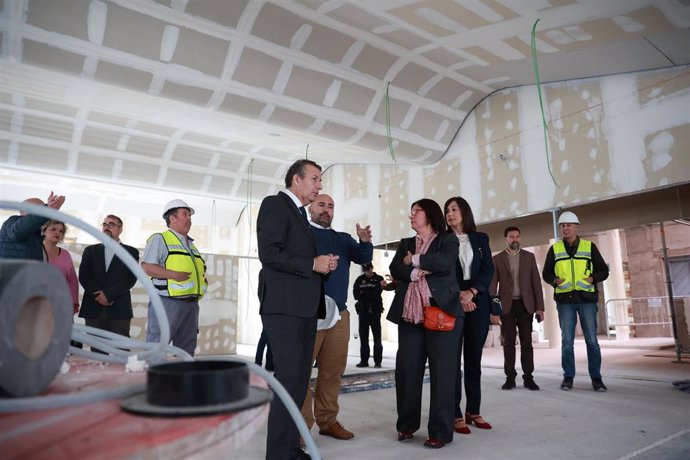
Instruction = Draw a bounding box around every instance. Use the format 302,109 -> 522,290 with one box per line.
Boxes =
423,305 -> 456,331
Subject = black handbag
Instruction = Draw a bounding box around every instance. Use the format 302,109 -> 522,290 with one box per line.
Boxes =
490,296 -> 503,316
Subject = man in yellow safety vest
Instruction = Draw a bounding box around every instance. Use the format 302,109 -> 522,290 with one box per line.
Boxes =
142,199 -> 207,356
542,211 -> 609,392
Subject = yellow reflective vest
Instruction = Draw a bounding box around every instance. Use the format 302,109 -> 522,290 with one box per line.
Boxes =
155,230 -> 207,298
553,239 -> 595,294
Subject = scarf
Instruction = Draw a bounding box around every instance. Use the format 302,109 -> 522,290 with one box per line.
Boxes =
402,232 -> 438,324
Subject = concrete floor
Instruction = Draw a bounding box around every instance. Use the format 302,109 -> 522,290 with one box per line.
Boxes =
234,339 -> 690,460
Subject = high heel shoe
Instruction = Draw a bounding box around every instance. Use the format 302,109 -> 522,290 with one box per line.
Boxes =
454,417 -> 471,434
466,413 -> 492,430
397,431 -> 414,442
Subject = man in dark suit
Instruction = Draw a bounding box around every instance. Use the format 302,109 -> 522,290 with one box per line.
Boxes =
79,214 -> 139,348
490,226 -> 544,391
257,159 -> 337,460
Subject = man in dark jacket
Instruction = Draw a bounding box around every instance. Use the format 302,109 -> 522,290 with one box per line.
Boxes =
79,214 -> 139,349
352,263 -> 392,368
0,192 -> 65,260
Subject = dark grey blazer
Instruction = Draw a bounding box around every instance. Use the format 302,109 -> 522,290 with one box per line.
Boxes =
78,243 -> 139,319
257,191 -> 325,319
386,232 -> 461,324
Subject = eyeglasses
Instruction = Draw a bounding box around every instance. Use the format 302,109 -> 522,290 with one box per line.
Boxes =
101,222 -> 121,229
409,208 -> 425,217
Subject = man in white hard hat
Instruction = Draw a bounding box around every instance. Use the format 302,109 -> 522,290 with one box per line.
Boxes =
542,211 -> 609,392
141,199 -> 207,356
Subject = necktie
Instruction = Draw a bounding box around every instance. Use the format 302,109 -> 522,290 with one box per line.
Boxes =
299,206 -> 309,224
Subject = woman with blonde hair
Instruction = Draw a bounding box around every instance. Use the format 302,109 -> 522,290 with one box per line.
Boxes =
42,220 -> 79,315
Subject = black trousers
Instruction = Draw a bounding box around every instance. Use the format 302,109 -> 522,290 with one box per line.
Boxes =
500,298 -> 535,380
396,318 -> 462,443
84,309 -> 131,354
455,304 -> 490,417
262,314 -> 317,460
358,310 -> 382,364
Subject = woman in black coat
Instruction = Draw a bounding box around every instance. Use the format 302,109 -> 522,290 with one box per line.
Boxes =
387,198 -> 462,449
444,196 -> 495,434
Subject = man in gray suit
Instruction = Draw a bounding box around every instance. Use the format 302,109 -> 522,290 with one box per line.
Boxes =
490,226 -> 544,391
257,159 -> 338,460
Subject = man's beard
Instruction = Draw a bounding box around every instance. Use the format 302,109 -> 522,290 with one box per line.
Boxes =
315,213 -> 332,227
508,242 -> 520,251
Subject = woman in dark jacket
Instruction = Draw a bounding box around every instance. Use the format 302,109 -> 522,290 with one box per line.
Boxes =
387,198 -> 462,449
444,196 -> 495,434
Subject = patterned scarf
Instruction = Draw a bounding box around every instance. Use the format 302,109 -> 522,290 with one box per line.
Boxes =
402,232 -> 438,324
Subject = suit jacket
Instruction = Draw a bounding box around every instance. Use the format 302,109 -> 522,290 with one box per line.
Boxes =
490,249 -> 544,314
78,242 -> 139,319
454,231 -> 495,313
386,231 -> 460,324
257,191 -> 325,319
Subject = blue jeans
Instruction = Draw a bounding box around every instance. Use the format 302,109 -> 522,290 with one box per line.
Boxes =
556,302 -> 602,379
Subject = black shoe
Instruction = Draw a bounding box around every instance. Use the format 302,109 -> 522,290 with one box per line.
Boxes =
560,377 -> 573,391
289,447 -> 311,460
524,378 -> 540,391
374,363 -> 382,368
355,362 -> 369,368
501,379 -> 516,390
592,378 -> 608,392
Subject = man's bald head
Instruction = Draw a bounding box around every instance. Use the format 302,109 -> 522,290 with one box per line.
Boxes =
21,198 -> 45,216
309,194 -> 335,228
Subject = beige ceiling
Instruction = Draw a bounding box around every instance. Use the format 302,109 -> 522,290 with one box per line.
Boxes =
1,0 -> 689,203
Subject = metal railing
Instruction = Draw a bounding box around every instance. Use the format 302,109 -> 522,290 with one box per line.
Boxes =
604,295 -> 690,340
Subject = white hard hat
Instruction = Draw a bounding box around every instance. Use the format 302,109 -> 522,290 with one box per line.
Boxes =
558,211 -> 580,225
162,199 -> 195,219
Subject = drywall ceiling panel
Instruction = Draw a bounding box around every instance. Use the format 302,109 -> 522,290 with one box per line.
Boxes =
424,77 -> 472,107
81,125 -> 121,150
163,168 -> 205,190
270,106 -> 316,131
170,28 -> 229,77
160,81 -> 214,106
423,47 -> 466,68
26,0 -> 90,41
119,160 -> 159,182
94,60 -> 154,93
232,48 -> 283,91
215,152 -> 246,173
282,66 -> 333,106
251,2 -> 310,48
318,121 -> 359,142
22,114 -> 73,143
351,44 -> 398,80
327,3 -> 387,33
234,179 -> 273,201
249,157 -> 284,178
205,175 -> 234,195
181,132 -> 225,145
23,97 -> 78,117
393,61 -> 436,93
647,29 -> 690,66
405,108 -> 449,140
375,27 -> 430,51
185,0 -> 248,29
88,111 -> 130,127
0,110 -> 10,132
171,144 -> 214,167
125,136 -> 168,158
355,132 -> 388,151
136,121 -> 176,137
0,140 -> 10,163
22,40 -> 85,76
75,153 -> 114,178
330,80 -> 376,116
372,96 -> 411,126
16,144 -> 68,169
102,3 -> 166,61
302,24 -> 357,64
217,92 -> 266,118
